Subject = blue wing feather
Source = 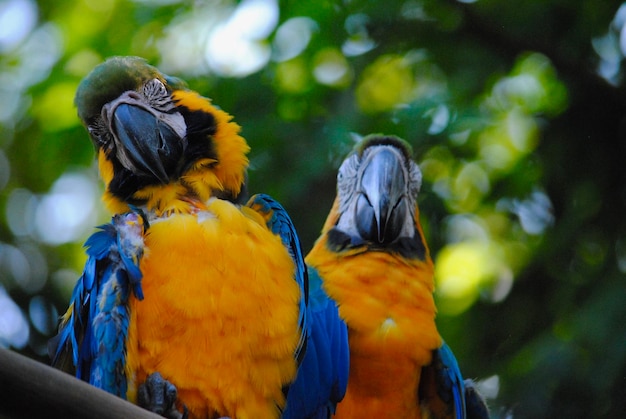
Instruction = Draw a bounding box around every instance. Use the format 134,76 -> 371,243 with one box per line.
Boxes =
49,211 -> 146,398
281,267 -> 349,419
439,342 -> 466,419
420,341 -> 468,419
246,194 -> 349,419
432,344 -> 490,418
246,194 -> 308,362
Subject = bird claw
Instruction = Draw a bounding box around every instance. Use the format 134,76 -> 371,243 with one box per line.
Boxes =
137,372 -> 188,419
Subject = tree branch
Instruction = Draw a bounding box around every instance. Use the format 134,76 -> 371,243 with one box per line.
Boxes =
0,347 -> 160,419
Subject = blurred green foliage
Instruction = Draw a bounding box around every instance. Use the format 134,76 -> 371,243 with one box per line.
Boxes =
1,0 -> 626,417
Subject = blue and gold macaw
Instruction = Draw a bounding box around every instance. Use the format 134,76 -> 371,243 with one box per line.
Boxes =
306,135 -> 489,419
49,56 -> 348,419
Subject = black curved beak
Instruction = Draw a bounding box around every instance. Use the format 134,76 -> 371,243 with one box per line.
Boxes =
104,95 -> 186,184
111,103 -> 183,184
355,147 -> 408,244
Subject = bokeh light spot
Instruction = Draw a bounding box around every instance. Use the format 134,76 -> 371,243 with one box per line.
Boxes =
499,189 -> 554,235
273,17 -> 317,62
158,7 -> 219,75
29,295 -> 58,335
205,0 -> 278,77
425,104 -> 450,135
206,27 -> 271,77
0,90 -> 27,124
64,49 -> 103,77
444,214 -> 490,243
1,245 -> 30,288
436,240 -> 512,314
356,54 -> 414,113
0,0 -> 37,53
479,110 -> 538,173
6,188 -> 38,237
435,241 -> 486,314
0,285 -> 29,349
34,172 -> 98,245
18,23 -> 63,87
313,48 -> 351,87
275,57 -> 311,94
450,162 -> 490,212
13,243 -> 48,293
342,13 -> 376,56
33,82 -> 80,132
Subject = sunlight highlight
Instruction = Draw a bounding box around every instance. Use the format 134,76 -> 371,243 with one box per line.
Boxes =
313,48 -> 351,87
0,0 -> 36,52
205,0 -> 278,77
273,17 -> 317,62
0,285 -> 29,349
34,172 -> 99,245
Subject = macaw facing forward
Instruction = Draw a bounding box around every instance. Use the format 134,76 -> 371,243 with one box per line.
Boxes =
306,135 -> 489,419
49,56 -> 348,419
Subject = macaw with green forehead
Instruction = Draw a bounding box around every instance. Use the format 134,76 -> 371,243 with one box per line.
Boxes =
49,56 -> 349,419
306,135 -> 489,419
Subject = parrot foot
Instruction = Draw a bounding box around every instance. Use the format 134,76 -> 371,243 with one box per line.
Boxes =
137,372 -> 188,419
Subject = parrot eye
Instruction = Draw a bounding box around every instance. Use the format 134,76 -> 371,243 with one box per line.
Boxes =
143,78 -> 174,112
338,154 -> 358,177
88,117 -> 114,149
408,161 -> 422,198
337,154 -> 358,198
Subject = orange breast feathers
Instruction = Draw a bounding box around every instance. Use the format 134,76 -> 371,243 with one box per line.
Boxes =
124,199 -> 301,419
306,236 -> 441,418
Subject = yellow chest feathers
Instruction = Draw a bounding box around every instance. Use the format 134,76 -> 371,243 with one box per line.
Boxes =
125,199 -> 301,419
310,249 -> 441,361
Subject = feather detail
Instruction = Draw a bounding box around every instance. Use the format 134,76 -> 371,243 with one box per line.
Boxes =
172,90 -> 250,201
50,211 -> 146,398
125,199 -> 301,418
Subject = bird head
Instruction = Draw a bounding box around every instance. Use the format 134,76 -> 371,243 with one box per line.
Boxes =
324,135 -> 427,259
75,56 -> 249,214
